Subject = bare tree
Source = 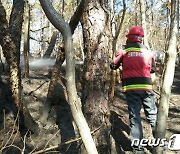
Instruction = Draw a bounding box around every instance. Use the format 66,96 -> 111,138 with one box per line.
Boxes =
135,0 -> 140,25
43,30 -> 59,58
112,0 -> 126,54
153,0 -> 178,153
110,0 -> 126,99
39,0 -> 98,153
23,0 -> 30,77
139,0 -> 150,49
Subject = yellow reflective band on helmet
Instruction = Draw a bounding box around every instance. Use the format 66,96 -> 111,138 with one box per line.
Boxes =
122,84 -> 152,91
125,47 -> 141,52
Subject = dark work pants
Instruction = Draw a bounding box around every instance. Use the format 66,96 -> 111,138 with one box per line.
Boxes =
125,91 -> 157,144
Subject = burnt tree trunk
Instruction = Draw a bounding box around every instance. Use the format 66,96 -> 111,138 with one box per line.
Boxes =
43,31 -> 59,58
81,1 -> 112,153
23,0 -> 30,77
0,0 -> 39,134
47,47 -> 65,100
40,46 -> 65,123
9,0 -> 24,64
0,0 -> 24,112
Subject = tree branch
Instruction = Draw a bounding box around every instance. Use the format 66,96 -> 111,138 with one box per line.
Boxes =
69,0 -> 86,34
30,36 -> 49,43
30,26 -> 49,32
39,0 -> 98,153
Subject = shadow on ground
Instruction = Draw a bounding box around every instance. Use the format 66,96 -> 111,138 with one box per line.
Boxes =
110,110 -> 132,153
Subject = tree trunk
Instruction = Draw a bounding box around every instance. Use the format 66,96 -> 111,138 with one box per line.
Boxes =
153,0 -> 178,153
178,0 -> 179,34
9,0 -> 24,64
23,0 -> 30,77
47,47 -> 65,100
0,48 -> 4,72
44,0 -> 87,119
112,0 -> 126,54
9,0 -> 24,101
43,31 -> 59,58
0,0 -> 39,134
39,1 -> 98,153
0,0 -> 23,114
111,0 -> 126,100
40,46 -> 65,123
43,0 -> 85,60
40,14 -> 46,57
81,1 -> 112,153
139,0 -> 150,49
135,0 -> 139,25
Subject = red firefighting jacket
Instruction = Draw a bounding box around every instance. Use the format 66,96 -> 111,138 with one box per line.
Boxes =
113,42 -> 155,92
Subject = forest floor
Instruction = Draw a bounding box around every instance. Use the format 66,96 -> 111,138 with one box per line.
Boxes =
0,64 -> 180,154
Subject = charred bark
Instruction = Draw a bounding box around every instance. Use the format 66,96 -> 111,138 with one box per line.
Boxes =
47,47 -> 65,99
0,0 -> 39,134
81,1 -> 112,153
0,0 -> 22,114
23,0 -> 30,77
43,31 -> 59,58
40,47 -> 65,123
9,0 -> 25,64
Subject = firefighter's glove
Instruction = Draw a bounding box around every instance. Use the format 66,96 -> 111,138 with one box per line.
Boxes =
110,62 -> 118,70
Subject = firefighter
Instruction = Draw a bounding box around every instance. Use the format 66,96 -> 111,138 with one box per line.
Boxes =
110,26 -> 157,153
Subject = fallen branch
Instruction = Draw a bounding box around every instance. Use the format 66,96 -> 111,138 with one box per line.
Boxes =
0,144 -> 21,153
28,81 -> 48,95
0,111 -> 21,152
32,124 -> 102,154
43,130 -> 60,150
29,36 -> 49,44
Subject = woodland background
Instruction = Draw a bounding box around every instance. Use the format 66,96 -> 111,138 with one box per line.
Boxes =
0,0 -> 180,154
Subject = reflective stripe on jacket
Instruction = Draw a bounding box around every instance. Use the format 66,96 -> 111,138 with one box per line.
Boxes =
113,42 -> 155,92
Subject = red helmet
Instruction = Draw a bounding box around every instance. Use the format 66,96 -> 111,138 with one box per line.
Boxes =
126,26 -> 144,37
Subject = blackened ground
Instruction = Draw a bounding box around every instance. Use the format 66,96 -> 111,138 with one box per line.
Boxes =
0,66 -> 180,154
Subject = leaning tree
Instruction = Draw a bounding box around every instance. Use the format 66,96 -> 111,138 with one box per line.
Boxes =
153,0 -> 178,153
39,0 -> 98,153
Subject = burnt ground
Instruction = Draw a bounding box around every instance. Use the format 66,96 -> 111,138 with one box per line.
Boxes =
0,65 -> 180,154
